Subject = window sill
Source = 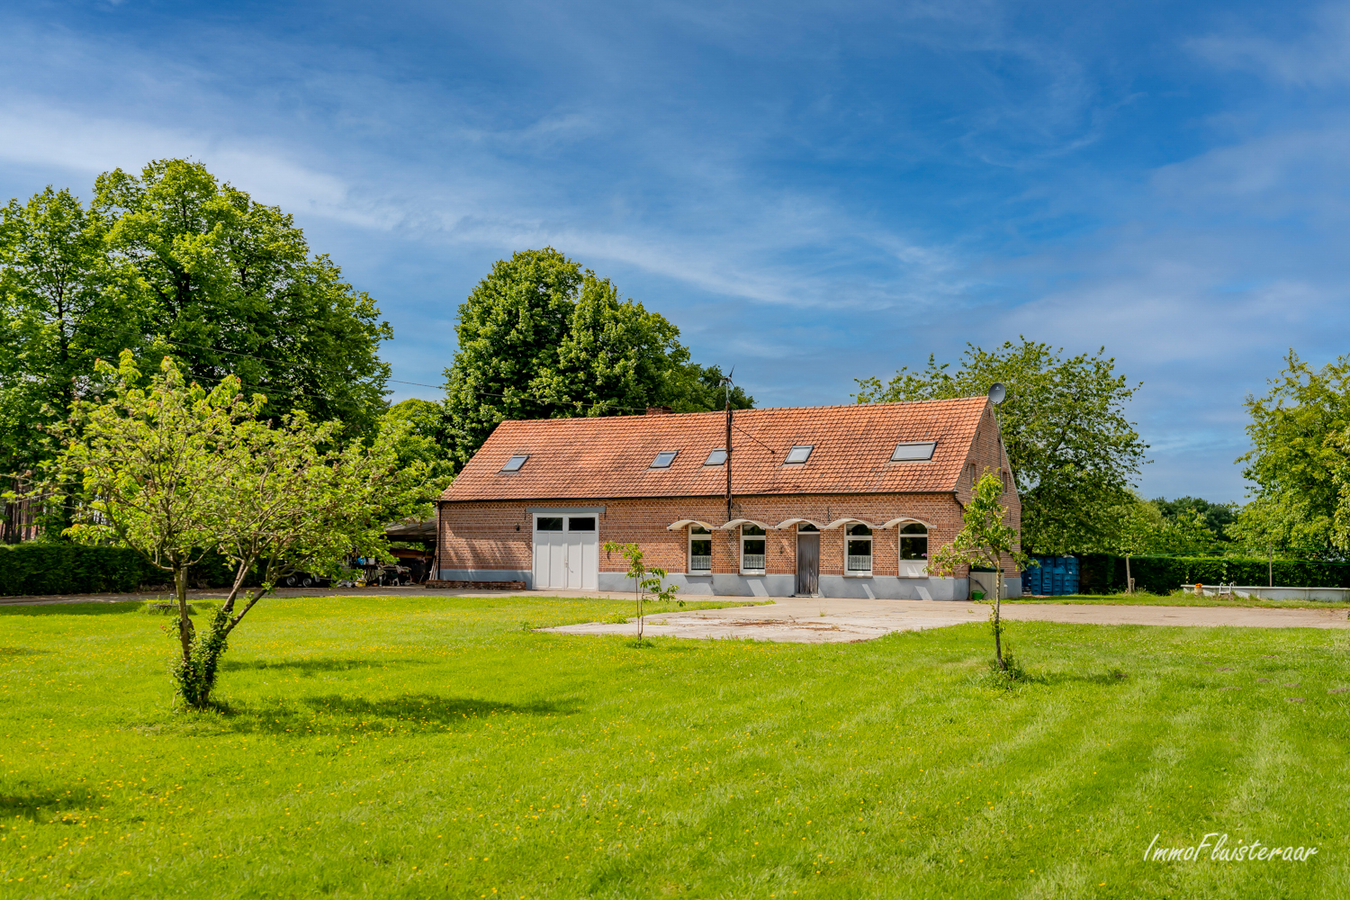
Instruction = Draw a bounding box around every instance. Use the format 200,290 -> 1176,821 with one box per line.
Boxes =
844,571 -> 873,578
686,571 -> 713,577
740,570 -> 766,577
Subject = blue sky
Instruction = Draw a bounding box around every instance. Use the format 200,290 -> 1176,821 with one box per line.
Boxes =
4,1 -> 1350,502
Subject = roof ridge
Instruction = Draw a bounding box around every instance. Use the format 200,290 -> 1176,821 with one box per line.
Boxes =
494,395 -> 988,427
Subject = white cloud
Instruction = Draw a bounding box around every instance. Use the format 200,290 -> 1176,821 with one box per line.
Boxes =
1189,4 -> 1350,88
0,102 -> 390,229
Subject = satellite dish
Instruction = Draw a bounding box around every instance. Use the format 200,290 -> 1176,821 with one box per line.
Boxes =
988,383 -> 1007,406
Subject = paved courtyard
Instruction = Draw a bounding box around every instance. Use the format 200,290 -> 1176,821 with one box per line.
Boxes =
542,595 -> 1350,643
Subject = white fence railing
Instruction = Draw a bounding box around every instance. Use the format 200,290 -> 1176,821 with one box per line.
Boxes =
690,555 -> 712,572
741,554 -> 766,571
847,554 -> 872,572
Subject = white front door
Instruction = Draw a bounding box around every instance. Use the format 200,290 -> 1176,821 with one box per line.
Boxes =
533,514 -> 598,590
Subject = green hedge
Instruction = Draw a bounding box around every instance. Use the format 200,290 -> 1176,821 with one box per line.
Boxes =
1073,554 -> 1350,595
0,544 -> 246,597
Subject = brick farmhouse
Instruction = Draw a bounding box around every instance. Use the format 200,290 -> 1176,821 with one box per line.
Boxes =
435,397 -> 1022,599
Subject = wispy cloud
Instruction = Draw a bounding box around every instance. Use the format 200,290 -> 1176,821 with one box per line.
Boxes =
0,103 -> 390,229
1189,4 -> 1350,87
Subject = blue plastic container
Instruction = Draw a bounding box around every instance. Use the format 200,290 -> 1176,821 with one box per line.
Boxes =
1025,555 -> 1079,595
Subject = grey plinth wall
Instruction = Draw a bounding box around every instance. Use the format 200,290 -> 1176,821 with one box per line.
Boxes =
601,571 -> 974,600
441,569 -> 1019,600
439,569 -> 532,586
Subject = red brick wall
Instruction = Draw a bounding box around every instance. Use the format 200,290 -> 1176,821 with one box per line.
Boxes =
438,407 -> 1027,580
439,489 -> 1022,578
957,406 -> 1023,571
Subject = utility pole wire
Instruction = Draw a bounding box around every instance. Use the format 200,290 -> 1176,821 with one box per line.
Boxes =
724,376 -> 733,523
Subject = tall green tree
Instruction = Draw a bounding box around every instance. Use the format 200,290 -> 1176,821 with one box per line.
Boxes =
1231,350 -> 1350,554
2,160 -> 395,538
383,398 -> 455,494
0,187 -> 143,535
94,159 -> 392,434
443,248 -> 751,468
855,338 -> 1147,555
1153,496 -> 1237,541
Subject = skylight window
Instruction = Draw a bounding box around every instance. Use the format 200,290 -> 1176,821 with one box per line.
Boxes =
500,454 -> 529,472
890,441 -> 937,462
703,448 -> 727,466
784,445 -> 814,465
650,450 -> 678,469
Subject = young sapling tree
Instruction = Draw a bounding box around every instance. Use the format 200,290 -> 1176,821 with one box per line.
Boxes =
54,353 -> 257,689
54,352 -> 426,708
602,541 -> 681,641
931,471 -> 1030,672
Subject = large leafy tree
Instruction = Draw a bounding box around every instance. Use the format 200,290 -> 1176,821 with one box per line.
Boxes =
54,352 -> 425,708
443,248 -> 751,468
1153,496 -> 1237,541
856,338 -> 1147,555
1231,351 -> 1350,554
1,160 -> 394,538
0,188 -> 143,534
383,398 -> 456,494
93,159 -> 392,434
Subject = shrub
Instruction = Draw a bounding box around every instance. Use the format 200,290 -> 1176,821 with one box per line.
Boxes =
1073,554 -> 1350,594
0,544 -> 246,597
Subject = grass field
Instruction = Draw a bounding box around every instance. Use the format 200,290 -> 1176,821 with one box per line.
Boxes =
1012,591 -> 1350,609
2,595 -> 1347,899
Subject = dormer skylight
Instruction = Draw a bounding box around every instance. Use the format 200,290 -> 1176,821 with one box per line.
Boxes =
891,441 -> 937,462
703,448 -> 727,466
650,450 -> 678,469
784,445 -> 814,465
500,454 -> 529,472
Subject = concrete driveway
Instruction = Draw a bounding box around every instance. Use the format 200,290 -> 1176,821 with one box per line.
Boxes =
542,596 -> 1350,643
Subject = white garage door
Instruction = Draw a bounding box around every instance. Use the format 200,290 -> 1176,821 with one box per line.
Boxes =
532,514 -> 598,591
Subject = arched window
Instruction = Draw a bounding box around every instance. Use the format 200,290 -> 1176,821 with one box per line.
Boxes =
899,522 -> 928,560
845,523 -> 872,574
741,524 -> 766,573
689,525 -> 712,573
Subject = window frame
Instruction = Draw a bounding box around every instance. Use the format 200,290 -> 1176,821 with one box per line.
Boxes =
890,441 -> 937,462
501,454 -> 529,472
844,523 -> 873,577
649,450 -> 678,469
740,524 -> 766,575
898,522 -> 928,577
703,448 -> 727,467
783,445 -> 814,465
688,525 -> 713,575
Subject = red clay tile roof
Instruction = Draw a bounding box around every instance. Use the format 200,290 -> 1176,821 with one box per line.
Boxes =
441,397 -> 990,502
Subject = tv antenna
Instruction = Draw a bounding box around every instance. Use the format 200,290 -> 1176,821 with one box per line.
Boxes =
722,368 -> 735,522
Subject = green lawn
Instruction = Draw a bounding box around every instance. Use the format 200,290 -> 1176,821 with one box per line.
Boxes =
2,595 -> 1347,899
1012,592 -> 1350,609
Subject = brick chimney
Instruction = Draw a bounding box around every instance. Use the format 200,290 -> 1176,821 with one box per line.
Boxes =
645,406 -> 673,415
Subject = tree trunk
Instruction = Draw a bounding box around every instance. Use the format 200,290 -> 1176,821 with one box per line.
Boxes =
1125,554 -> 1132,594
174,563 -> 193,666
993,565 -> 1005,670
